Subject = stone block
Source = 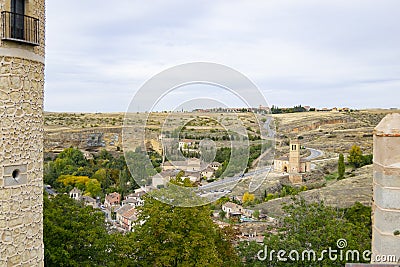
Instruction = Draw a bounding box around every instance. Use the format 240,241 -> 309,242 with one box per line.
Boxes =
374,137 -> 400,167
1,230 -> 13,243
371,229 -> 400,259
373,205 -> 400,234
374,168 -> 400,188
373,184 -> 400,210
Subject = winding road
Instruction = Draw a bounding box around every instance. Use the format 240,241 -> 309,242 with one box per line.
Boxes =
304,147 -> 324,161
198,147 -> 324,193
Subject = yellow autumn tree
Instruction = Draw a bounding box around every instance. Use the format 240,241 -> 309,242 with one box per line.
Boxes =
242,192 -> 255,203
57,175 -> 90,190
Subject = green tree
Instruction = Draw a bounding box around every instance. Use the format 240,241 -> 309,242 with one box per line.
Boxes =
85,179 -> 102,197
169,175 -> 195,188
348,145 -> 364,168
219,210 -> 227,220
255,197 -> 371,266
44,148 -> 89,190
58,147 -> 87,167
362,154 -> 373,166
175,170 -> 185,180
44,194 -> 111,266
125,150 -> 157,185
237,241 -> 264,266
92,168 -> 107,185
253,210 -> 260,220
97,149 -> 113,161
131,196 -> 240,266
338,153 -> 345,180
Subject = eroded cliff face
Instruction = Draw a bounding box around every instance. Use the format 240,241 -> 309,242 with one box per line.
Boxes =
289,118 -> 356,133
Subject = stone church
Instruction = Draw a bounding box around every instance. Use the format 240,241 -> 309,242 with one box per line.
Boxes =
273,140 -> 311,183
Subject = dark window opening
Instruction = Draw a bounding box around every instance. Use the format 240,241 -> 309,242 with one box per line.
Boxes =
1,0 -> 39,45
11,0 -> 25,40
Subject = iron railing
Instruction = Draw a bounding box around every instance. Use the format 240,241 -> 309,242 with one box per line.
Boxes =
1,11 -> 39,45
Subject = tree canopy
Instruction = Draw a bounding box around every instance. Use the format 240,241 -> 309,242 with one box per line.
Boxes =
348,145 -> 364,168
347,145 -> 373,169
44,194 -> 111,266
44,147 -> 143,198
239,197 -> 372,266
131,196 -> 240,266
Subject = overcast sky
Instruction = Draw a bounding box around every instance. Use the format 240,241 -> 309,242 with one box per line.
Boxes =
44,0 -> 400,112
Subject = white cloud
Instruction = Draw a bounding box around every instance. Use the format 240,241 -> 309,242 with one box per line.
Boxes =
44,0 -> 400,111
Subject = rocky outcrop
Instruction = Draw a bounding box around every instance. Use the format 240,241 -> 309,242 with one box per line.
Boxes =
288,118 -> 356,133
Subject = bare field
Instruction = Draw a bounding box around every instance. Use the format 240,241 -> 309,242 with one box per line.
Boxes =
44,109 -> 399,154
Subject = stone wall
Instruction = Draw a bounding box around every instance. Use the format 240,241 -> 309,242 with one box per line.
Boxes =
0,56 -> 44,266
372,113 -> 400,259
0,0 -> 45,265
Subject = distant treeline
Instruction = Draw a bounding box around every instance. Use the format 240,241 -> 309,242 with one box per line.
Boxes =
271,105 -> 312,114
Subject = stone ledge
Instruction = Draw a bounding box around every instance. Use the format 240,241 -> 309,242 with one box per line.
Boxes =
0,47 -> 44,63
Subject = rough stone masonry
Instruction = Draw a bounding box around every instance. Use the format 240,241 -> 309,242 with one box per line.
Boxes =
0,0 -> 45,266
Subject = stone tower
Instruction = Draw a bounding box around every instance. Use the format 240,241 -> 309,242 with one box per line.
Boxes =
0,0 -> 45,266
289,140 -> 300,173
289,140 -> 302,184
372,113 -> 400,258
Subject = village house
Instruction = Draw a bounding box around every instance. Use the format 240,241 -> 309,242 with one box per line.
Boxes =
123,198 -> 143,207
122,208 -> 138,231
123,191 -> 145,207
81,150 -> 94,160
115,204 -> 137,231
104,192 -> 121,208
222,202 -> 243,218
183,170 -> 201,183
151,169 -> 179,188
200,166 -> 215,179
162,158 -> 202,172
69,188 -> 82,201
69,188 -> 99,208
81,195 -> 97,208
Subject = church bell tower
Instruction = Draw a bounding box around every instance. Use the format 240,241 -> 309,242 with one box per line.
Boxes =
289,140 -> 301,173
